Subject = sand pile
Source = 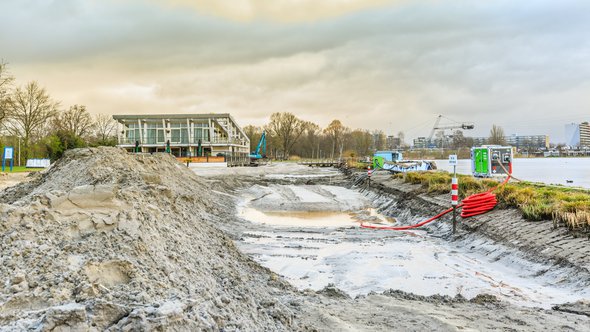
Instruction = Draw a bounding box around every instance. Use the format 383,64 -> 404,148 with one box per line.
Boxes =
0,147 -> 301,331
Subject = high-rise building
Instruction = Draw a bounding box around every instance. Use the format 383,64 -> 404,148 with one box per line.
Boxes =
580,122 -> 590,148
565,122 -> 590,148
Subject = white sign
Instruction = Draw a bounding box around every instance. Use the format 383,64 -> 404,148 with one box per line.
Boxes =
448,154 -> 458,166
4,147 -> 13,160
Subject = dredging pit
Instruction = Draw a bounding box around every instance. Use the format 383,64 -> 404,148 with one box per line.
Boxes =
202,163 -> 590,310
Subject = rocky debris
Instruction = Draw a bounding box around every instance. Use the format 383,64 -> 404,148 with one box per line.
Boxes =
553,301 -> 590,317
0,147 -> 303,331
317,284 -> 351,300
382,289 -> 469,304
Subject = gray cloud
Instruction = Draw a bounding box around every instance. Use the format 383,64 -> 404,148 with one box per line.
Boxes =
1,0 -> 588,142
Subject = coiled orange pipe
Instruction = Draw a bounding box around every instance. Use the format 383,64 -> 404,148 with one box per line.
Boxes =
360,174 -> 511,231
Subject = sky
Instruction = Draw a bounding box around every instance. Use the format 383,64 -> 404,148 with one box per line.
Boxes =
1,0 -> 589,143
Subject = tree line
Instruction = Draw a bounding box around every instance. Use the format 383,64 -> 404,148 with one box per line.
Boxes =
244,112 -> 401,160
0,62 -> 117,164
245,113 -> 512,160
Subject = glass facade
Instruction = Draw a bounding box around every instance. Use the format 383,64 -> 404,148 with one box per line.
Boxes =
125,123 -> 141,143
193,123 -> 210,143
115,116 -> 249,156
146,123 -> 166,144
170,123 -> 188,144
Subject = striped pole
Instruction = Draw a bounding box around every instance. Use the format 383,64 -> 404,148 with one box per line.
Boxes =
452,175 -> 458,234
451,177 -> 458,206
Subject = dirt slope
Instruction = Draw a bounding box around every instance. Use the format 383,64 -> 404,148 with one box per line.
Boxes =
0,148 -> 301,331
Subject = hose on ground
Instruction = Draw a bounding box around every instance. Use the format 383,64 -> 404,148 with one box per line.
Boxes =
360,173 -> 511,231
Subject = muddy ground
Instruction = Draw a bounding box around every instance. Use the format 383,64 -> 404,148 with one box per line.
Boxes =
197,161 -> 590,330
0,148 -> 589,331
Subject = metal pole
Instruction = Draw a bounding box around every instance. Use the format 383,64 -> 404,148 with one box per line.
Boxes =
452,165 -> 457,234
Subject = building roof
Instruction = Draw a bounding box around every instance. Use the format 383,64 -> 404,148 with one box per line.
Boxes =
112,113 -> 232,120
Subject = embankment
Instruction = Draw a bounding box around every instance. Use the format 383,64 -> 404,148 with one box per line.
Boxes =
345,168 -> 590,289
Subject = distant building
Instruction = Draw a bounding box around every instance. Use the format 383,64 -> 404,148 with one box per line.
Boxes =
472,137 -> 487,146
565,123 -> 581,147
386,136 -> 401,149
411,133 -> 549,150
565,122 -> 590,148
113,113 -> 250,157
505,134 -> 549,150
581,122 -> 590,148
412,137 -> 427,149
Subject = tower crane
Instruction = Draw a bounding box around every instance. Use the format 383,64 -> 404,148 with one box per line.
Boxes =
427,115 -> 474,148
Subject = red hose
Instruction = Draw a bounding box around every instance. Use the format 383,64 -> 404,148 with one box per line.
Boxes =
360,174 -> 511,231
360,206 -> 456,230
460,192 -> 497,217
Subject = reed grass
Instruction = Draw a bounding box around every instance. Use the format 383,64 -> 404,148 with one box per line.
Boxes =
397,171 -> 590,234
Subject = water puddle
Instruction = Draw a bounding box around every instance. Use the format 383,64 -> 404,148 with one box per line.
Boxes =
239,207 -> 395,228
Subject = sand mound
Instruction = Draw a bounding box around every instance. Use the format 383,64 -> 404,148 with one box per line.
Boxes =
0,147 -> 300,331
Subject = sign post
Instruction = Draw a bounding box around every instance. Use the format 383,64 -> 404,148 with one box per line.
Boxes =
449,154 -> 458,234
2,146 -> 14,172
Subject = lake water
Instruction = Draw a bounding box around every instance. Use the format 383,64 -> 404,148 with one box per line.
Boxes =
434,158 -> 590,189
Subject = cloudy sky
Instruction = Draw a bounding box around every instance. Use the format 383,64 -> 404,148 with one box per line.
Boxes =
1,0 -> 589,142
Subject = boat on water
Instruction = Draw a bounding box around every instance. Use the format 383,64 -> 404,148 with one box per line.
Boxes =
372,151 -> 436,173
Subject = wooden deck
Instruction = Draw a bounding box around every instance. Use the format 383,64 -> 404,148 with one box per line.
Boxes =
298,160 -> 345,167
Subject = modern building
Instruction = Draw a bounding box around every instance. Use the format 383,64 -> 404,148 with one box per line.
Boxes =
581,122 -> 590,148
112,113 -> 250,157
565,122 -> 590,148
565,123 -> 580,147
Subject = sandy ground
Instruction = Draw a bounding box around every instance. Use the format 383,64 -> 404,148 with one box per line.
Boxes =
0,172 -> 35,191
1,149 -> 588,331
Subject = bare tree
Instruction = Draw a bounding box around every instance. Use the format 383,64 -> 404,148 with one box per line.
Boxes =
243,124 -> 263,152
54,105 -> 93,138
6,81 -> 59,159
452,130 -> 466,148
397,131 -> 405,147
372,130 -> 387,151
488,124 -> 506,145
323,119 -> 348,158
264,112 -> 309,159
93,113 -> 118,144
0,61 -> 15,124
349,129 -> 372,157
299,122 -> 321,158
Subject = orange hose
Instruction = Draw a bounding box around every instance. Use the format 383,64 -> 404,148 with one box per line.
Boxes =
360,174 -> 511,231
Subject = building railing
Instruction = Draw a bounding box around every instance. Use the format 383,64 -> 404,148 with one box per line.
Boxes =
118,137 -> 246,146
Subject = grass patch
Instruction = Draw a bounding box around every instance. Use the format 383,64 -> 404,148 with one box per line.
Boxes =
1,166 -> 45,173
397,171 -> 590,235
